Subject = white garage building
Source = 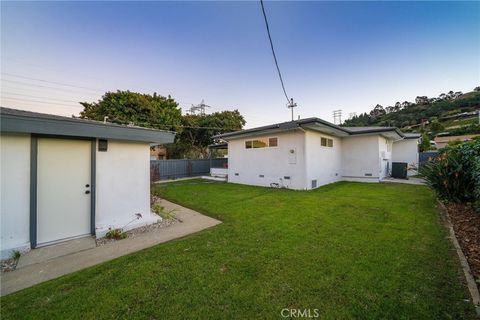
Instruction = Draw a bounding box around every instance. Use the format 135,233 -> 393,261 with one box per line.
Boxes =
214,118 -> 420,190
0,107 -> 175,259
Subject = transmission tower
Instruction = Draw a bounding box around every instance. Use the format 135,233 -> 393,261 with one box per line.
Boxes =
348,112 -> 357,120
333,110 -> 342,125
188,99 -> 211,115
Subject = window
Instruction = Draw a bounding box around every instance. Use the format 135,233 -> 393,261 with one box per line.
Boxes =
269,137 -> 278,147
245,137 -> 278,149
321,137 -> 333,148
252,139 -> 268,148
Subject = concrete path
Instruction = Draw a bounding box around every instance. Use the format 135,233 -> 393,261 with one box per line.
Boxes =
16,237 -> 96,269
0,200 -> 221,296
381,177 -> 426,185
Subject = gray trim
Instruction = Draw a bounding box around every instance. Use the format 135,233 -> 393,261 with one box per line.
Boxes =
1,107 -> 175,144
29,135 -> 38,249
90,140 -> 96,235
30,134 -> 97,248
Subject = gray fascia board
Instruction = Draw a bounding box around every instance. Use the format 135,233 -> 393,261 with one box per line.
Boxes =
215,127 -> 300,141
1,115 -> 175,144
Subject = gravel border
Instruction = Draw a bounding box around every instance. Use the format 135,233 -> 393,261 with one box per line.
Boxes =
1,258 -> 19,274
96,216 -> 178,246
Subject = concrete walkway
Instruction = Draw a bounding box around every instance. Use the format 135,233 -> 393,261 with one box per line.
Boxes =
381,177 -> 426,185
0,200 -> 221,296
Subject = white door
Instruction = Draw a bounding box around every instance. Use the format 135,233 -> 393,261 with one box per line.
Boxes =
37,138 -> 91,245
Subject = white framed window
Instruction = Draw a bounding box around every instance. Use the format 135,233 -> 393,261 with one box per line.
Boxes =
245,137 -> 278,149
321,137 -> 333,148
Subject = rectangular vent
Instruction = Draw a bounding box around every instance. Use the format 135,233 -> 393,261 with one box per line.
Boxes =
364,173 -> 373,177
311,180 -> 317,189
259,174 -> 264,178
283,176 -> 291,180
235,173 -> 239,176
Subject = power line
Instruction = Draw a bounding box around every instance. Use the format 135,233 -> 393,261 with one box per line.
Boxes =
2,92 -> 83,104
260,0 -> 290,103
1,97 -> 82,107
1,79 -> 106,95
1,72 -> 105,92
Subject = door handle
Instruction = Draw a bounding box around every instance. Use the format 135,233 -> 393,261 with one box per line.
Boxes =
85,190 -> 91,194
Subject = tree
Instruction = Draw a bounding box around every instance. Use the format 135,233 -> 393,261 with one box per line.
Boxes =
167,110 -> 245,158
80,90 -> 182,131
429,120 -> 444,134
474,86 -> 480,92
419,132 -> 431,152
369,104 -> 386,119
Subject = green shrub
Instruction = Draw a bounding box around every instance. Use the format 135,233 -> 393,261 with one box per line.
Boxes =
420,139 -> 480,211
152,203 -> 176,220
105,228 -> 127,240
11,250 -> 21,260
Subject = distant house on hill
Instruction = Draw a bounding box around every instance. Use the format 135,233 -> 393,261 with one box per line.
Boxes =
434,134 -> 479,149
415,96 -> 429,105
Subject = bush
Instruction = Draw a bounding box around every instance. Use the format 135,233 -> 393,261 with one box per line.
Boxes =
420,139 -> 480,211
105,228 -> 127,240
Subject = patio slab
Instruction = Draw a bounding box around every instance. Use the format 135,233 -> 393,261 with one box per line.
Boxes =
0,199 -> 221,296
16,236 -> 96,269
381,177 -> 426,185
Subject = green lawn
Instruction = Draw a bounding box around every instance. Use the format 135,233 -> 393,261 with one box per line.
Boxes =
1,181 -> 476,319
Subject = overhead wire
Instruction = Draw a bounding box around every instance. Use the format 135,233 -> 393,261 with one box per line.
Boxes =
260,0 -> 290,103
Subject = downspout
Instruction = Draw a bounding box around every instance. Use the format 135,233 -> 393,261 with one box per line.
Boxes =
298,127 -> 308,190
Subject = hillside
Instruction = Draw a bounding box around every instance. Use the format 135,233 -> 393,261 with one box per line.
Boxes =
343,89 -> 480,135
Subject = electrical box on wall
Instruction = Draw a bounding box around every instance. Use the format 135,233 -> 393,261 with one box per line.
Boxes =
98,139 -> 108,152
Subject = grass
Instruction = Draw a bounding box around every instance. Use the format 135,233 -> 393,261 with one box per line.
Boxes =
1,181 -> 476,319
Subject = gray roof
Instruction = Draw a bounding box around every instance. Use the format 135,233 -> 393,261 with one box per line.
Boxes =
0,107 -> 175,144
402,132 -> 422,139
214,118 -> 406,140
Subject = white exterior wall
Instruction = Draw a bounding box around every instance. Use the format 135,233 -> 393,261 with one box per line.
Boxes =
1,134 -> 31,258
95,140 -> 158,237
227,130 -> 307,189
392,139 -> 419,167
341,135 -> 381,182
304,130 -> 342,189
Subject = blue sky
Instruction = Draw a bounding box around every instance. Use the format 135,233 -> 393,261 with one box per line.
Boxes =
1,1 -> 479,128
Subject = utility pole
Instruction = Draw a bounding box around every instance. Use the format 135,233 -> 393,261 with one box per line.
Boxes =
287,98 -> 297,121
333,110 -> 342,125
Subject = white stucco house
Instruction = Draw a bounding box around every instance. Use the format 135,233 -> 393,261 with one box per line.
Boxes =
213,118 -> 420,190
0,107 -> 175,259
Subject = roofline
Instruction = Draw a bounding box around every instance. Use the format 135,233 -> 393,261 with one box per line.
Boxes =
214,118 -> 406,140
1,107 -> 175,144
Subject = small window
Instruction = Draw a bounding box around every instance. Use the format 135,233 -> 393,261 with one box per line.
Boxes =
269,137 -> 278,147
321,137 -> 333,147
245,137 -> 278,149
321,137 -> 327,147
